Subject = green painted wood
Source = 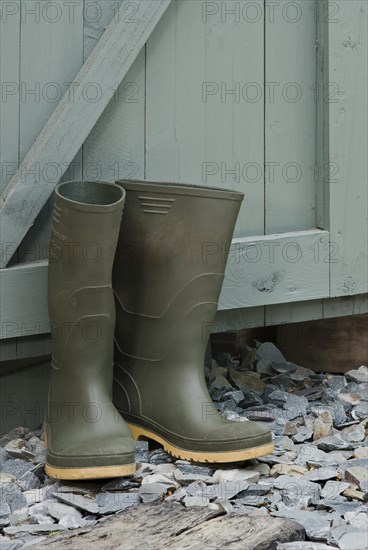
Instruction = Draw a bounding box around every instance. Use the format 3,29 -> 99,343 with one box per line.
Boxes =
265,0 -> 317,233
0,335 -> 51,362
202,0 -> 264,238
146,0 -> 206,182
0,0 -> 20,194
0,261 -> 50,340
327,0 -> 368,296
219,229 -> 330,309
0,0 -> 366,342
0,0 -> 172,268
145,0 -> 264,237
213,307 -> 265,334
265,300 -> 324,326
323,293 -> 368,319
8,1 -> 84,264
83,1 -> 145,183
0,256 -> 366,340
316,0 -> 329,230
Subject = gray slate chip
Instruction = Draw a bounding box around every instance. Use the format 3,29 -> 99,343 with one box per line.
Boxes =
272,476 -> 321,505
313,434 -> 352,452
2,459 -> 36,479
305,466 -> 339,481
54,492 -> 99,514
175,461 -> 214,477
272,510 -> 338,541
0,536 -> 24,550
138,483 -> 169,503
101,478 -> 140,492
96,492 -> 140,514
0,502 -> 11,528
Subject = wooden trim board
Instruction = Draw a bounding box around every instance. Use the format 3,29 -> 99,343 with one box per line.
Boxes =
1,230 -> 330,339
219,229 -> 330,310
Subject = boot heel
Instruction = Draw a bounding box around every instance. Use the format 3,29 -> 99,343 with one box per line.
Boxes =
128,423 -> 274,462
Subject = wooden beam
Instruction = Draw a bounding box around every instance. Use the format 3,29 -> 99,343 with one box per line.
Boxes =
0,261 -> 49,340
1,250 -> 367,340
219,229 -> 330,310
0,0 -> 172,268
0,229 -> 328,339
326,1 -> 368,297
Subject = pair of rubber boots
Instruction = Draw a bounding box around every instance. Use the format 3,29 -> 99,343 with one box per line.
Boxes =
45,180 -> 273,480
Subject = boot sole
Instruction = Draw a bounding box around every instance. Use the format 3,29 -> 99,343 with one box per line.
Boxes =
44,431 -> 136,480
128,423 -> 274,462
45,463 -> 136,480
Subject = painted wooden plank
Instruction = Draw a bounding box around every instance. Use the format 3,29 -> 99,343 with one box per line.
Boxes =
265,300 -> 324,326
323,293 -> 368,319
15,0 -> 84,265
265,0 -> 317,233
0,335 -> 51,362
146,0 -> 264,238
219,229 -> 330,309
214,293 -> 368,332
327,0 -> 368,296
201,0 -> 264,238
1,261 -> 366,340
0,0 -> 172,268
146,0 -> 205,183
0,0 -> 20,194
0,261 -> 50,340
0,338 -> 16,363
83,1 -> 145,183
213,307 -> 265,334
316,0 -> 329,230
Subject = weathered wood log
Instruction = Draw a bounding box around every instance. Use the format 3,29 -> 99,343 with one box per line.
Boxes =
37,503 -> 305,550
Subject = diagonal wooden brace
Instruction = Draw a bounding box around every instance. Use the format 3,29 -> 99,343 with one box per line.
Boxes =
0,0 -> 172,268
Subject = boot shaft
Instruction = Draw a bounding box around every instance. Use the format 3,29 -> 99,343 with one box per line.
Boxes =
48,181 -> 125,376
113,181 -> 244,318
49,181 -> 124,290
113,181 -> 243,362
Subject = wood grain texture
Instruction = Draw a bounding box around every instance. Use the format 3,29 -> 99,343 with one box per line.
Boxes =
83,1 -> 145,183
36,502 -> 305,550
327,0 -> 368,296
214,306 -> 265,334
145,0 -> 264,237
219,229 -> 330,309
0,335 -> 51,362
0,261 -> 49,340
265,0 -> 317,233
0,261 -> 366,340
278,314 -> 368,373
323,293 -> 368,319
316,0 -> 329,230
0,0 -> 172,268
0,0 -> 20,194
15,0 -> 84,266
265,300 -> 324,326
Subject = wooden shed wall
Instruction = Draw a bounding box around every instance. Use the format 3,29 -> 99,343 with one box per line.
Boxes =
0,0 -> 367,346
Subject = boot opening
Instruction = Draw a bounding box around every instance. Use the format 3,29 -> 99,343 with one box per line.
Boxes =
57,181 -> 123,206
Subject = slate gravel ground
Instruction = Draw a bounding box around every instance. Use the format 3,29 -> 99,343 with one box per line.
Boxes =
0,342 -> 367,549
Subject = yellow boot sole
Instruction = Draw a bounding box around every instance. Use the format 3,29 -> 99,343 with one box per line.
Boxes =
44,428 -> 136,480
128,423 -> 274,463
45,462 -> 135,480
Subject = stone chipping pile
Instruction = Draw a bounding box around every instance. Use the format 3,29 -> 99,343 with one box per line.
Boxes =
0,342 -> 367,550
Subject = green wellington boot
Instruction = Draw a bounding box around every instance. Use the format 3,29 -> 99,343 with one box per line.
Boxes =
113,180 -> 274,463
45,181 -> 136,480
